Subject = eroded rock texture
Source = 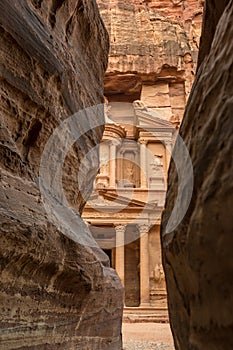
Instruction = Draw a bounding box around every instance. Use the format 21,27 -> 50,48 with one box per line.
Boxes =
0,1 -> 123,349
97,0 -> 203,128
99,0 -> 203,73
161,0 -> 233,349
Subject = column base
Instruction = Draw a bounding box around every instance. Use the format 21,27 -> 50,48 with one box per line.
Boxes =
139,302 -> 151,307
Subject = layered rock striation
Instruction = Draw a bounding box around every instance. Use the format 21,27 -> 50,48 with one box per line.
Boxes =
97,0 -> 203,125
99,0 -> 203,74
0,1 -> 123,349
161,0 -> 233,349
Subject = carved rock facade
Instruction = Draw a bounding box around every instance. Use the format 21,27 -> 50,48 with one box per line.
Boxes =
0,1 -> 123,349
83,103 -> 175,322
161,1 -> 233,349
87,0 -> 203,324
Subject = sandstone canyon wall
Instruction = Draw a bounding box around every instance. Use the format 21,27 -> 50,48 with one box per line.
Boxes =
98,0 -> 203,126
0,1 -> 123,349
161,0 -> 233,349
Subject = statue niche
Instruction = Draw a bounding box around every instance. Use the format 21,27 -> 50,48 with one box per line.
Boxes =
148,154 -> 165,190
123,151 -> 137,188
153,263 -> 165,285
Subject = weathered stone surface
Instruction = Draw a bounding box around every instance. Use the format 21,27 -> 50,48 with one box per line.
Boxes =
197,0 -> 230,66
161,1 -> 233,349
0,0 -> 123,349
96,0 -> 203,130
97,0 -> 203,104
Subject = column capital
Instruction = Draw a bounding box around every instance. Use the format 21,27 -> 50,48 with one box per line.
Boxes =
115,224 -> 127,234
110,138 -> 122,148
137,223 -> 150,234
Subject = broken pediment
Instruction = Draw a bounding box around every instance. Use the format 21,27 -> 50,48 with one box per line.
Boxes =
135,108 -> 175,130
86,190 -> 159,210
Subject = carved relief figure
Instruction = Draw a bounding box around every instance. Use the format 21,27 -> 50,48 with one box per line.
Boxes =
120,157 -> 136,187
150,156 -> 162,173
154,263 -> 165,284
126,162 -> 135,185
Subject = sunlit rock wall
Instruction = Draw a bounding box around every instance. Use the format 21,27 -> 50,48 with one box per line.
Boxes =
97,0 -> 203,125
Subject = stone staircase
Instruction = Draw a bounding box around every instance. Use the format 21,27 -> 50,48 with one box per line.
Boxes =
123,306 -> 169,323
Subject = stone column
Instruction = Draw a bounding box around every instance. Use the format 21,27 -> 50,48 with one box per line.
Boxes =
139,224 -> 150,306
115,225 -> 126,287
109,139 -> 119,188
139,139 -> 148,188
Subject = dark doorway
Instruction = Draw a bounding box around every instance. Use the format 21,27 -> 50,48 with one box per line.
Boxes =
124,227 -> 140,307
103,249 -> 113,267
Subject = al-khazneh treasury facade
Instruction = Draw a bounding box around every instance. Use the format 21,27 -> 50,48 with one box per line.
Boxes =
83,0 -> 203,321
83,101 -> 175,321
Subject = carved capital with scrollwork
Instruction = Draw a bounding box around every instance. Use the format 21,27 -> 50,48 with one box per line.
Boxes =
137,223 -> 150,235
115,224 -> 127,235
110,138 -> 122,148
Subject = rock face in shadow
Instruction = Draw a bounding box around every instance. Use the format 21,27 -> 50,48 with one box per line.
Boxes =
161,1 -> 233,349
0,1 -> 123,349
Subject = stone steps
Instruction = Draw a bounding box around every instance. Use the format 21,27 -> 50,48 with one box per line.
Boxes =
123,307 -> 169,323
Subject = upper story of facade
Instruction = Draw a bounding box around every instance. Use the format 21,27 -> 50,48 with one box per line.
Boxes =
97,100 -> 175,192
82,100 -> 177,228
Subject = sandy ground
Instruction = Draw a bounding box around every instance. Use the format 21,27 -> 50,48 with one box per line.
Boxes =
122,323 -> 175,350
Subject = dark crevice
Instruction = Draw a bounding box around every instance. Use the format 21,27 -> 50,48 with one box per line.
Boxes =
49,0 -> 65,28
31,0 -> 43,9
77,0 -> 84,13
23,119 -> 42,147
65,0 -> 87,40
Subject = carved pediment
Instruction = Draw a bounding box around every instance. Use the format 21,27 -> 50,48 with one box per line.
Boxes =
86,190 -> 159,210
135,108 -> 175,129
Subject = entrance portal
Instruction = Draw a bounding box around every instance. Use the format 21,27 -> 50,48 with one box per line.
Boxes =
124,228 -> 140,307
103,249 -> 113,267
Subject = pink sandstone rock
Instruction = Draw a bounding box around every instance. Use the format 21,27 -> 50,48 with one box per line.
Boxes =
97,0 -> 203,106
